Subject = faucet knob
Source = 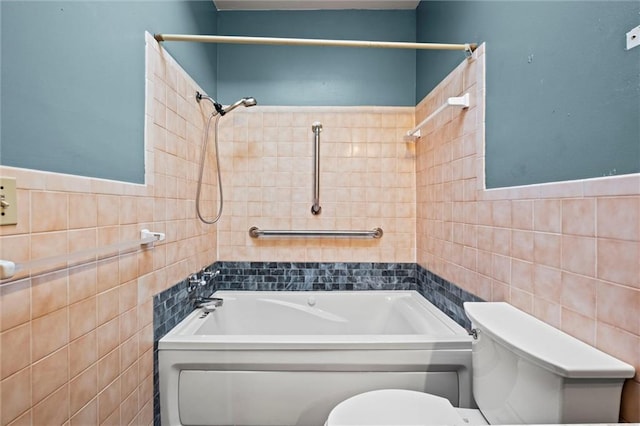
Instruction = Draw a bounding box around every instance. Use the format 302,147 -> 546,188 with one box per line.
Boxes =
187,273 -> 204,293
188,269 -> 220,293
201,269 -> 220,280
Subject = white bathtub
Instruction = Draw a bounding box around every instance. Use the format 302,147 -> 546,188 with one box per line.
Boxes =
159,290 -> 472,426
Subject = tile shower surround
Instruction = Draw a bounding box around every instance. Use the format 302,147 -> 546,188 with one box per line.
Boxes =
415,44 -> 640,421
151,261 -> 482,425
0,35 -> 638,425
213,102 -> 416,264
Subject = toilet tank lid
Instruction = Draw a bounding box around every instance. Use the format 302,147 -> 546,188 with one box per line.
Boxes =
464,302 -> 635,379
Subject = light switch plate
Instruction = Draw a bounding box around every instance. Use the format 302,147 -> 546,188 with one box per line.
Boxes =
626,25 -> 640,50
0,177 -> 18,226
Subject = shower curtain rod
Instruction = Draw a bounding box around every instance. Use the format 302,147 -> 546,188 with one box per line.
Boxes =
154,34 -> 476,53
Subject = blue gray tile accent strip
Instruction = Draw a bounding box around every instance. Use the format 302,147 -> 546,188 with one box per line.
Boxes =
152,261 -> 483,425
416,264 -> 484,331
214,261 -> 417,291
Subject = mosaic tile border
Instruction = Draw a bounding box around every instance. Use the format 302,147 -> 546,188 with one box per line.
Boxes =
213,261 -> 417,291
152,261 -> 483,424
416,264 -> 484,331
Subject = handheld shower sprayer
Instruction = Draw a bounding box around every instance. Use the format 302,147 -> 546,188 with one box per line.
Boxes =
194,91 -> 258,224
222,97 -> 258,114
196,92 -> 257,116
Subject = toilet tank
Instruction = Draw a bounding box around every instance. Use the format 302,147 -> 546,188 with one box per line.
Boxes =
464,302 -> 634,424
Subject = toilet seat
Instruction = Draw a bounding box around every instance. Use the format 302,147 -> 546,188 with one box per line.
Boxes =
325,389 -> 472,426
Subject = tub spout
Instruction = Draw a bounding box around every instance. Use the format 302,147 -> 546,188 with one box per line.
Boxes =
194,297 -> 223,311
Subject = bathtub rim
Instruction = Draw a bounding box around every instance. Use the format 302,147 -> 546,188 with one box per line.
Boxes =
159,290 -> 472,351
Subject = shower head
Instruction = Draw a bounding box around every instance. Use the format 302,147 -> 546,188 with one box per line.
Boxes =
243,97 -> 258,107
195,92 -> 257,116
222,97 -> 257,115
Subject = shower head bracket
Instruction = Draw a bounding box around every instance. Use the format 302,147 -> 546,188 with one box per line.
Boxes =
196,91 -> 226,115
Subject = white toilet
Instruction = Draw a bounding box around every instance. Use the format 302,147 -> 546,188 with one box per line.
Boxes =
326,302 -> 635,425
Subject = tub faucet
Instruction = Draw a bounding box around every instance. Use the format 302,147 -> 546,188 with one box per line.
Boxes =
193,297 -> 223,312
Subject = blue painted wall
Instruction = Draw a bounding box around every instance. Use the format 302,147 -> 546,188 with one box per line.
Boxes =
6,2 -> 636,187
1,1 -> 218,183
216,10 -> 416,106
416,1 -> 640,188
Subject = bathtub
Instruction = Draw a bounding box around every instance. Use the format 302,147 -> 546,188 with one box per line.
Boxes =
159,290 -> 472,426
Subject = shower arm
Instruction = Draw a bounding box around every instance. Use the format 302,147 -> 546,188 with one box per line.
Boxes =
196,91 -> 225,116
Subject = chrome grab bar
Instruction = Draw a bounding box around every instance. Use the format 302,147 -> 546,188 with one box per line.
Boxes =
248,227 -> 383,239
311,122 -> 322,215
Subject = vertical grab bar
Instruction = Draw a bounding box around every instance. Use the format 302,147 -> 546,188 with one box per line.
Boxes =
311,122 -> 323,215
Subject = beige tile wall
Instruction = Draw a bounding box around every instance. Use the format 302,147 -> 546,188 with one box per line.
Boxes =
0,33 -> 217,426
215,106 -> 416,263
415,43 -> 640,422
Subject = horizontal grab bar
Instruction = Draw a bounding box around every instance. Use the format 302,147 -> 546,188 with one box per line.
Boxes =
0,229 -> 165,281
249,227 -> 383,239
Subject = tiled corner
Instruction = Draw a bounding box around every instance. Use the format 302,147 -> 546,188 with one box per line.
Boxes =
415,42 -> 640,420
0,33 -> 218,425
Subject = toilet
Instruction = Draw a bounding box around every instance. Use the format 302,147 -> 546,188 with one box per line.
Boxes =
326,302 -> 635,425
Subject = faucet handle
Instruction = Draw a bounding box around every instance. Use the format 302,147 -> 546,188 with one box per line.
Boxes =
187,269 -> 219,293
187,273 -> 204,293
201,269 -> 220,280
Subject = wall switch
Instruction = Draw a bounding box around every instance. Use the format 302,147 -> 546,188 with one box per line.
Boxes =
626,25 -> 640,50
0,177 -> 18,226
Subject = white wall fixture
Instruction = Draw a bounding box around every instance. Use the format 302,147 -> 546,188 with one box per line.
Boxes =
626,25 -> 640,50
405,93 -> 470,141
141,228 -> 166,244
0,229 -> 164,280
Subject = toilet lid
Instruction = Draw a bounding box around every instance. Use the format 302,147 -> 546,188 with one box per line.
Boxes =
326,389 -> 467,426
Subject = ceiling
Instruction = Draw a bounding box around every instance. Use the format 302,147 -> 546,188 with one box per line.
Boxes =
213,0 -> 421,10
